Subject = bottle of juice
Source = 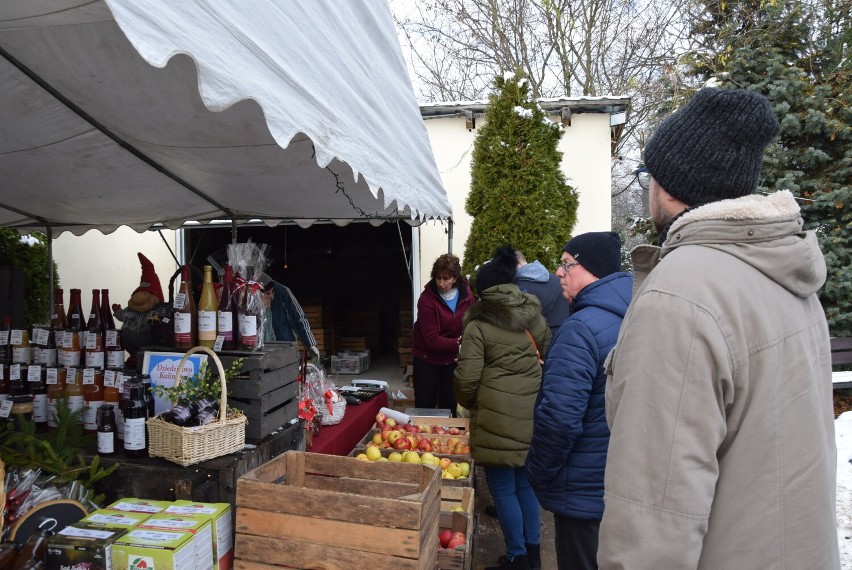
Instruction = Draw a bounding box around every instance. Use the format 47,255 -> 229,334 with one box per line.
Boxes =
11,325 -> 32,365
173,265 -> 197,350
46,367 -> 66,429
198,265 -> 218,349
63,367 -> 85,424
82,368 -> 105,432
27,364 -> 48,432
101,289 -> 125,369
85,289 -> 105,370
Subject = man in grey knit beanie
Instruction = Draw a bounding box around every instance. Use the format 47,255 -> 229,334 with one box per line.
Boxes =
599,87 -> 840,569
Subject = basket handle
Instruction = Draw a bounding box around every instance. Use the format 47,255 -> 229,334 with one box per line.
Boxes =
174,345 -> 230,425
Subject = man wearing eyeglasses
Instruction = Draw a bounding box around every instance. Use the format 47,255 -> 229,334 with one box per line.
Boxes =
599,88 -> 839,569
526,231 -> 632,569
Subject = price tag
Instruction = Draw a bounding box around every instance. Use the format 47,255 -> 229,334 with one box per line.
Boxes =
33,328 -> 49,345
66,368 -> 78,384
173,293 -> 186,310
104,370 -> 116,387
83,368 -> 95,385
10,364 -> 21,381
214,335 -> 225,352
10,330 -> 23,344
46,368 -> 59,385
85,333 -> 98,350
61,332 -> 73,348
0,330 -> 8,345
0,400 -> 13,418
0,365 -> 4,380
28,365 -> 42,382
106,330 -> 118,347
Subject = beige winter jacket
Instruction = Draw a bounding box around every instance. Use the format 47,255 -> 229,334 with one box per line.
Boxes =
600,191 -> 839,569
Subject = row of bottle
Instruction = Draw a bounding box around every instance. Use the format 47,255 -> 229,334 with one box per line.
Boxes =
0,288 -> 124,368
173,263 -> 262,351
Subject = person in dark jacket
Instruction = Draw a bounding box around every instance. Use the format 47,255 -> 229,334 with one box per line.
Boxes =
514,249 -> 571,334
259,273 -> 319,358
412,253 -> 475,411
454,245 -> 551,570
526,232 -> 632,570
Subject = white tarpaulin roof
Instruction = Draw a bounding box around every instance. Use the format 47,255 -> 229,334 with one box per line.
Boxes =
0,0 -> 451,236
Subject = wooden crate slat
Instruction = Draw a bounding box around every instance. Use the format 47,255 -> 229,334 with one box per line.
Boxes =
302,474 -> 421,499
236,507 -> 424,558
235,534 -> 421,570
229,376 -> 300,419
237,477 -> 424,528
302,451 -> 422,485
228,361 -> 299,399
244,399 -> 299,440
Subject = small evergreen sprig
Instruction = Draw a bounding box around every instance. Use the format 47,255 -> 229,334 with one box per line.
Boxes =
153,357 -> 244,407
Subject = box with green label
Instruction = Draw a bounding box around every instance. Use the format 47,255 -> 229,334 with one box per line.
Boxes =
45,524 -> 127,570
81,509 -> 152,531
138,513 -> 213,570
107,497 -> 173,515
164,501 -> 233,570
112,528 -> 197,570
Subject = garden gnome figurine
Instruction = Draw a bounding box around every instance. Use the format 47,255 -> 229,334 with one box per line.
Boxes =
112,252 -> 167,366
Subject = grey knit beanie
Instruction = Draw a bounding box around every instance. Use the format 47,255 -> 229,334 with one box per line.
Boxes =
563,232 -> 622,279
644,88 -> 780,207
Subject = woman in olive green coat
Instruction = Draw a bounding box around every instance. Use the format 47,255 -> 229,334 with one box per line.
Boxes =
454,246 -> 551,570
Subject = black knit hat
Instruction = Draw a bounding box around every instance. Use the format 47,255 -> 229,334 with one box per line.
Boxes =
563,232 -> 622,279
644,87 -> 780,207
476,245 -> 518,294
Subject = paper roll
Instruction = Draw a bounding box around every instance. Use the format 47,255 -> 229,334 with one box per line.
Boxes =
380,407 -> 410,426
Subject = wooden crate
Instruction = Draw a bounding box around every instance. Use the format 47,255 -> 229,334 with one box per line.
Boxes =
409,416 -> 470,436
437,510 -> 474,570
234,452 -> 441,569
340,336 -> 369,352
140,342 -> 303,441
349,446 -> 474,488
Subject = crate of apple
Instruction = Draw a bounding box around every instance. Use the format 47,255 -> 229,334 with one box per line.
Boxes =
437,521 -> 471,569
372,413 -> 471,456
353,445 -> 473,485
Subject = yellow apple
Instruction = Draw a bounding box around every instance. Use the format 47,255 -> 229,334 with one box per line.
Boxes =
372,432 -> 383,445
447,462 -> 463,479
387,430 -> 403,445
388,452 -> 403,462
377,457 -> 389,462
442,469 -> 455,479
420,452 -> 436,465
355,453 -> 369,461
404,451 -> 422,464
439,457 -> 452,470
365,446 -> 382,461
386,417 -> 397,428
458,462 -> 470,477
450,506 -> 465,513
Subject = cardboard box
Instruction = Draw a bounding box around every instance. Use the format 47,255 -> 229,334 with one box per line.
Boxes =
234,451 -> 440,569
112,528 -> 197,570
81,509 -> 152,531
165,501 -> 233,570
138,513 -> 214,570
45,524 -> 127,570
106,498 -> 173,515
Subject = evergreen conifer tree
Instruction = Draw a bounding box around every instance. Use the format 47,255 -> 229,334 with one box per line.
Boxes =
463,73 -> 578,281
686,0 -> 851,335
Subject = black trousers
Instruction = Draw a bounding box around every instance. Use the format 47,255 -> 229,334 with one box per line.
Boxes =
413,357 -> 457,413
553,515 -> 600,570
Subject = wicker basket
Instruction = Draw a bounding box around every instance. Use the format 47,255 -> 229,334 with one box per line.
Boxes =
147,346 -> 247,466
320,397 -> 346,426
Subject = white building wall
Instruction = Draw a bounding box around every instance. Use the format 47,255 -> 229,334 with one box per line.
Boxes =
417,112 -> 612,290
53,227 -> 179,310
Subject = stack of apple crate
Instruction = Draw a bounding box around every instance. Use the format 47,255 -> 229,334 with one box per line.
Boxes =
299,302 -> 333,358
234,451 -> 441,569
398,299 -> 414,368
438,487 -> 475,570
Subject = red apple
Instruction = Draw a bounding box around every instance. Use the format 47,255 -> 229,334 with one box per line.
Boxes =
393,437 -> 411,450
439,529 -> 453,548
448,427 -> 460,435
417,439 -> 432,453
375,412 -> 386,425
447,532 -> 466,549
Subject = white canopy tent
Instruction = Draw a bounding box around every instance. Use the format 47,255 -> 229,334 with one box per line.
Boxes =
0,0 -> 452,237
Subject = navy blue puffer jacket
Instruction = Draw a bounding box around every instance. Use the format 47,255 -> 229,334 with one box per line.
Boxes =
526,272 -> 632,519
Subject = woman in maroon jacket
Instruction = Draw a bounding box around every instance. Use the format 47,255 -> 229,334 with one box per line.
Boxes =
412,254 -> 475,413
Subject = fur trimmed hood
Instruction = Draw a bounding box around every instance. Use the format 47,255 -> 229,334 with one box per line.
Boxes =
464,284 -> 543,332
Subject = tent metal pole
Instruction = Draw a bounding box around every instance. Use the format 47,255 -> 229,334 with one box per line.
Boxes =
47,227 -> 54,311
447,218 -> 454,254
231,220 -> 238,244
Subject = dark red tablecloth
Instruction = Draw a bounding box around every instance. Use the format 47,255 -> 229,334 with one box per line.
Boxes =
309,391 -> 388,456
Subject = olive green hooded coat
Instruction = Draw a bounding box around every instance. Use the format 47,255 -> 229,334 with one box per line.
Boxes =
453,284 -> 552,467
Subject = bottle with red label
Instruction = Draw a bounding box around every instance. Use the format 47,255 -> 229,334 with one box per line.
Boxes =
217,264 -> 238,350
173,265 -> 197,350
85,289 -> 105,370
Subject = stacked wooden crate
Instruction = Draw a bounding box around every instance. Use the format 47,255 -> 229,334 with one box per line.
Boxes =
299,302 -> 333,357
342,309 -> 381,352
398,299 -> 414,368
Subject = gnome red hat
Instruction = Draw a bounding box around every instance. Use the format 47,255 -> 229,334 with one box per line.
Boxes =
133,253 -> 164,302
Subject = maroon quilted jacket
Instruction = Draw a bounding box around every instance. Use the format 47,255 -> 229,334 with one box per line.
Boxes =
412,279 -> 474,365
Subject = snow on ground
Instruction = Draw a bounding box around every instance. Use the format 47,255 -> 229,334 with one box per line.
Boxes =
836,412 -> 852,566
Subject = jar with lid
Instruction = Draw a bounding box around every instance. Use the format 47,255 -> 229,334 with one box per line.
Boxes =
8,394 -> 34,432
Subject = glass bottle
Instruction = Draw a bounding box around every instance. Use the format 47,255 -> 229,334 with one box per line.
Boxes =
82,368 -> 105,432
101,289 -> 125,369
46,367 -> 66,429
0,315 -> 11,365
104,370 -> 123,440
11,325 -> 32,365
0,365 -> 9,405
63,367 -> 85,423
27,364 -> 48,433
123,376 -> 148,458
173,265 -> 197,350
239,282 -> 261,351
85,289 -> 105,370
11,528 -> 52,569
140,374 -> 156,418
64,289 -> 85,367
97,404 -> 118,455
217,264 -> 238,351
52,289 -> 68,366
31,322 -> 54,367
198,265 -> 218,349
8,364 -> 27,397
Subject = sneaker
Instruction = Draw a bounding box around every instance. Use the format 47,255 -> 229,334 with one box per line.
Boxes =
485,554 -> 531,570
525,543 -> 541,570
